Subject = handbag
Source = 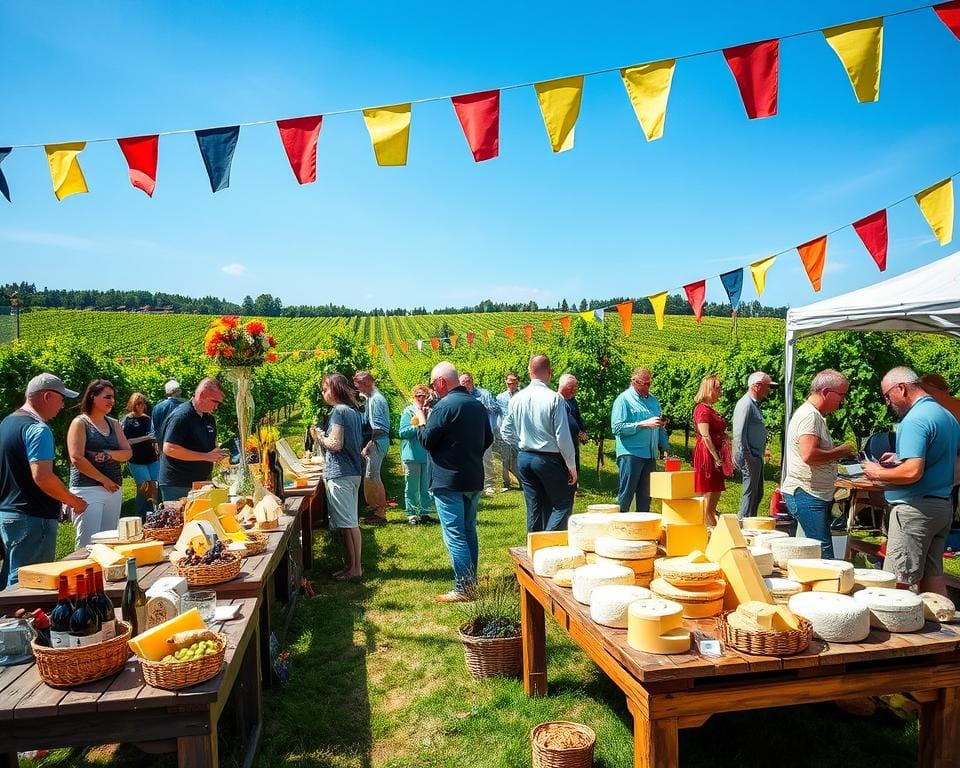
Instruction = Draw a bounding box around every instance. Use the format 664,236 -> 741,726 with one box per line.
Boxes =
720,439 -> 735,478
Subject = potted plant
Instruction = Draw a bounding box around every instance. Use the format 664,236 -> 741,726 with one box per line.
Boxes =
454,571 -> 522,679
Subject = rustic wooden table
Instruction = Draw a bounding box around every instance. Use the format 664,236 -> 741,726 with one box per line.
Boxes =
0,596 -> 262,768
835,476 -> 888,532
283,470 -> 326,564
511,546 -> 960,768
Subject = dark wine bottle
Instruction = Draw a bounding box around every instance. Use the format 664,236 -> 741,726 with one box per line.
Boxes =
49,576 -> 74,649
29,608 -> 51,647
88,567 -> 116,641
68,573 -> 102,647
268,448 -> 285,500
121,557 -> 147,637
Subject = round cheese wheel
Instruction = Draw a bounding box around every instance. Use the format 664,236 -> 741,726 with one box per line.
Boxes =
589,585 -> 653,627
568,513 -> 616,552
749,546 -> 774,576
552,569 -> 575,588
852,569 -> 897,591
571,563 -> 635,605
853,588 -> 924,633
654,556 -> 722,585
594,536 -> 658,560
606,512 -> 662,541
650,577 -> 726,602
787,592 -> 870,642
742,517 -> 777,531
764,577 -> 804,604
751,530 -> 789,549
587,503 -> 621,514
627,598 -> 691,654
770,537 -> 822,567
533,546 -> 587,577
919,592 -> 957,622
595,554 -> 655,577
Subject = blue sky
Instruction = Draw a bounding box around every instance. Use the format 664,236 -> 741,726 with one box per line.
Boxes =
2,1 -> 959,311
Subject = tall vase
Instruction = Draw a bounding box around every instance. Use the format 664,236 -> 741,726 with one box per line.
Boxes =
224,366 -> 264,500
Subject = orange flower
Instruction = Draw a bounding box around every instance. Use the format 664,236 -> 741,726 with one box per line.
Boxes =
245,320 -> 265,336
220,316 -> 239,329
266,351 -> 278,363
222,346 -> 235,357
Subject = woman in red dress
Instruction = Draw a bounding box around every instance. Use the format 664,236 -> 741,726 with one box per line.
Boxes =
693,374 -> 729,527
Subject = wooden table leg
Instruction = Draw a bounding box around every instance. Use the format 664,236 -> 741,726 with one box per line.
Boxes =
520,583 -> 547,697
177,720 -> 218,768
919,687 -> 960,767
258,598 -> 273,690
233,617 -> 264,768
628,699 -> 678,768
301,498 -> 314,571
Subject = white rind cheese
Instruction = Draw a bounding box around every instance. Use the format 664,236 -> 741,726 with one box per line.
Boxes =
749,546 -> 774,577
770,537 -> 822,567
764,577 -> 804,604
568,513 -> 616,552
589,585 -> 653,627
594,536 -> 658,560
786,559 -> 855,593
787,592 -> 870,642
919,592 -> 956,622
533,546 -> 587,577
852,569 -> 897,591
606,512 -> 663,541
853,588 -> 924,633
571,563 -> 635,605
750,530 -> 789,549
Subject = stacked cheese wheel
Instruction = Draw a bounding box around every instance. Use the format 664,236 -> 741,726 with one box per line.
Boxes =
770,537 -> 822,568
571,563 -> 635,605
591,512 -> 661,587
627,598 -> 692,654
567,512 -> 618,553
533,546 -> 587,578
650,552 -> 725,618
764,577 -> 804,605
741,529 -> 786,574
852,569 -> 897,592
590,585 -> 653,628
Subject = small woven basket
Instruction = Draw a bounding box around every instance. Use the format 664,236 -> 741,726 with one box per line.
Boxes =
143,524 -> 183,544
139,633 -> 227,690
176,555 -> 242,587
457,623 -> 522,679
530,721 -> 596,768
239,531 -> 268,557
717,611 -> 813,656
32,621 -> 133,688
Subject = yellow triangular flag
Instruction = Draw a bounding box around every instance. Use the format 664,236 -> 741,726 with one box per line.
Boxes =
44,142 -> 89,200
362,104 -> 412,166
749,256 -> 776,296
580,310 -> 595,323
648,292 -> 668,330
915,179 -> 954,246
823,18 -> 883,103
620,59 -> 676,141
534,76 -> 584,153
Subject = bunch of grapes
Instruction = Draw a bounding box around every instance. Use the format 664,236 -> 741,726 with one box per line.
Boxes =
181,542 -> 234,567
146,505 -> 184,529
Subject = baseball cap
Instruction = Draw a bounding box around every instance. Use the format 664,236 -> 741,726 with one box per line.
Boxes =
164,379 -> 181,395
26,373 -> 79,399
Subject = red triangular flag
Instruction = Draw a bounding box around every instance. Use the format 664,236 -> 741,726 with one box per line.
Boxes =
722,39 -> 779,119
451,90 -> 500,162
467,331 -> 475,347
400,341 -> 409,353
797,235 -> 827,292
277,116 -> 323,184
117,135 -> 159,197
683,280 -> 707,323
935,1 -> 960,40
852,210 -> 888,272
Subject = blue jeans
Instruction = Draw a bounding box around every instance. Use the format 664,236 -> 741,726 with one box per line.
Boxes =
128,461 -> 160,516
433,489 -> 480,594
402,460 -> 434,516
160,484 -> 191,503
783,488 -> 834,558
516,451 -> 574,533
617,454 -> 656,513
0,511 -> 59,589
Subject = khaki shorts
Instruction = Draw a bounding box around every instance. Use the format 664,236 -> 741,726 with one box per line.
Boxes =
883,497 -> 954,585
364,441 -> 385,480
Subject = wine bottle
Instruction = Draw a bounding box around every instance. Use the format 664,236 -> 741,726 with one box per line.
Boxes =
89,567 -> 116,641
68,573 -> 102,647
30,608 -> 52,647
121,557 -> 147,637
49,576 -> 74,649
269,449 -> 285,500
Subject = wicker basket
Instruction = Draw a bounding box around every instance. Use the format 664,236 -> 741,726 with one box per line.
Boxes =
175,555 -> 242,586
457,623 -> 522,679
32,621 -> 133,688
139,633 -> 227,690
143,524 -> 183,544
531,722 -> 596,768
717,611 -> 813,656
239,531 -> 268,557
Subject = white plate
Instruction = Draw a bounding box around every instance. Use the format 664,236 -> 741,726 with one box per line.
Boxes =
90,529 -> 144,546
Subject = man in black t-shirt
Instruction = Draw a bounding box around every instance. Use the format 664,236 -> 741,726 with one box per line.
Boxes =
158,378 -> 228,502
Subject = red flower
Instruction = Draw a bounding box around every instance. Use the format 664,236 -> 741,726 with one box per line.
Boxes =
222,346 -> 235,358
266,352 -> 278,363
267,335 -> 276,348
220,316 -> 239,329
245,320 -> 266,336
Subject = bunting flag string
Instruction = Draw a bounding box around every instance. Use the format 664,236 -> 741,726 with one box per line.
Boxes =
620,60 -> 675,140
196,127 -> 239,192
534,76 -> 583,153
683,280 -> 707,323
542,319 -> 553,333
580,310 -> 595,323
852,210 -> 889,271
649,292 -> 668,330
722,39 -> 779,119
117,135 -> 159,197
430,337 -> 439,351
451,90 -> 500,162
797,235 -> 828,292
504,327 -> 516,342
362,104 -> 412,166
749,256 -> 776,296
450,334 -> 458,349
401,341 -> 409,353
559,316 -> 572,334
467,331 -> 475,346
915,178 -> 954,245
934,0 -> 960,39
416,340 -> 423,352
0,148 -> 11,203
44,143 -> 89,200
822,18 -> 884,103
720,269 -> 743,312
523,324 -> 533,343
277,115 -> 323,184
615,301 -> 633,336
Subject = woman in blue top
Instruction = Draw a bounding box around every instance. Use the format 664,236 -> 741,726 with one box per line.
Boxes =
120,392 -> 160,518
398,384 -> 435,525
316,373 -> 364,581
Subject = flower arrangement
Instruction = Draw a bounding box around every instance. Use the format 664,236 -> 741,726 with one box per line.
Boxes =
245,424 -> 279,453
204,316 -> 278,366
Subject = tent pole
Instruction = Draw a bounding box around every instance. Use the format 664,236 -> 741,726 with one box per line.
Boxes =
781,329 -> 796,484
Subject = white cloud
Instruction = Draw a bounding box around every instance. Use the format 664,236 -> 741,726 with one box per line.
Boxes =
221,263 -> 249,277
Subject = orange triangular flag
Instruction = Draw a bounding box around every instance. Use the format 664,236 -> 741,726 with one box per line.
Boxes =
505,327 -> 516,343
797,235 -> 827,292
430,337 -> 439,352
559,316 -> 572,334
523,324 -> 533,343
543,319 -> 553,333
385,342 -> 394,357
400,341 -> 409,354
615,301 -> 633,336
450,335 -> 458,349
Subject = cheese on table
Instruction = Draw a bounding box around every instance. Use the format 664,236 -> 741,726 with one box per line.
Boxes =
533,546 -> 587,577
552,569 -> 575,588
769,537 -> 821,567
649,471 -> 695,500
749,546 -> 774,576
113,540 -> 164,567
567,513 -> 616,552
650,577 -> 726,617
919,592 -> 956,622
787,592 -> 870,642
89,543 -> 128,581
764,577 -> 804,604
665,524 -> 708,556
586,503 -> 621,514
750,530 -> 789,550
627,599 -> 692,654
853,569 -> 897,592
184,497 -> 214,520
595,555 -> 655,578
705,515 -> 747,563
17,559 -> 99,591
741,517 -> 776,531
217,513 -> 244,534
660,497 -> 705,526
117,516 -> 143,541
853,588 -> 924,633
571,563 -> 635,604
589,585 -> 652,628
717,547 -> 772,609
606,512 -> 662,541
128,607 -> 207,661
594,536 -> 657,560
655,553 -> 722,585
527,530 -> 569,559
736,601 -> 801,632
786,559 -> 855,594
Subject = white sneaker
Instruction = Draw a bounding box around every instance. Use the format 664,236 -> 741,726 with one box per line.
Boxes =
483,489 -> 496,496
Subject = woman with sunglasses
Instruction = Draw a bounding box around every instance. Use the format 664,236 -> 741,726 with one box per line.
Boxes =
397,384 -> 436,524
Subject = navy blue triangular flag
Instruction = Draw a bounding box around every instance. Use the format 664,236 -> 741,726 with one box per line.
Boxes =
720,268 -> 743,312
0,148 -> 11,202
195,127 -> 239,192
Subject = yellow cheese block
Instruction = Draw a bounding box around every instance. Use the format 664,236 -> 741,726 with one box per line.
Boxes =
186,509 -> 229,541
527,530 -> 569,559
217,502 -> 238,518
254,494 -> 282,525
90,543 -> 125,568
218,513 -> 242,533
17,559 -> 98,591
627,599 -> 692,654
665,523 -> 708,556
741,517 -> 776,531
114,540 -> 164,567
128,607 -> 207,661
786,559 -> 855,594
705,515 -> 748,563
185,497 -> 214,520
660,497 -> 705,526
226,531 -> 250,543
649,471 -> 695,500
207,488 -> 229,507
718,547 -> 773,610
736,601 -> 800,631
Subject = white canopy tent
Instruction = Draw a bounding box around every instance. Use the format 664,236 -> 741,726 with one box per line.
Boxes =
783,250 -> 960,421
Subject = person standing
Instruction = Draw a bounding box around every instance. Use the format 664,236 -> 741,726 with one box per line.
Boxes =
558,374 -> 588,482
158,378 -> 229,502
781,369 -> 854,557
733,372 -> 774,520
500,355 -> 577,533
611,367 -> 669,513
397,384 -> 435,524
0,374 -> 88,588
692,374 -> 728,528
863,367 -> 960,595
151,379 -> 184,444
121,392 -> 160,517
353,371 -> 390,525
459,372 -> 500,496
414,362 -> 492,602
495,372 -> 521,491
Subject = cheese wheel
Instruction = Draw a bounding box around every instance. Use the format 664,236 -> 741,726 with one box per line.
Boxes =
594,536 -> 658,561
552,569 -> 575,588
587,503 -> 621,514
589,585 -> 653,628
787,592 -> 870,642
654,555 -> 722,585
533,546 -> 587,577
627,599 -> 691,654
606,512 -> 662,541
595,555 -> 655,577
764,577 -> 804,604
786,559 -> 855,594
853,588 -> 924,633
741,517 -> 777,531
852,569 -> 897,592
919,592 -> 956,622
568,513 -> 616,552
650,577 -> 725,601
571,563 -> 635,605
749,546 -> 774,577
770,537 -> 821,567
751,530 -> 789,549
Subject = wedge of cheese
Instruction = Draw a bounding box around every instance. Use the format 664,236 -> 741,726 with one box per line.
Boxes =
113,540 -> 164,567
705,515 -> 746,563
736,600 -> 800,631
128,607 -> 207,661
786,559 -> 854,594
90,543 -> 128,582
17,559 -> 98,591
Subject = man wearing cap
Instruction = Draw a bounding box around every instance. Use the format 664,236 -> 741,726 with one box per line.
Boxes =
732,371 -> 775,520
0,374 -> 88,588
151,379 -> 184,445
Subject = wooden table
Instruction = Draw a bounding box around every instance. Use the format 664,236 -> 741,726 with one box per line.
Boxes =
284,470 -> 326,566
0,596 -> 262,768
511,547 -> 960,768
836,477 -> 888,532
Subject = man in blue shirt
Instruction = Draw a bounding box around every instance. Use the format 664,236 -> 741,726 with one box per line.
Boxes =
354,371 -> 391,524
151,379 -> 184,445
863,367 -> 960,595
459,372 -> 500,496
611,367 -> 669,513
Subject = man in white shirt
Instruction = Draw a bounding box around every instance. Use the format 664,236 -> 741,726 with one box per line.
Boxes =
495,372 -> 521,491
500,355 -> 577,532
